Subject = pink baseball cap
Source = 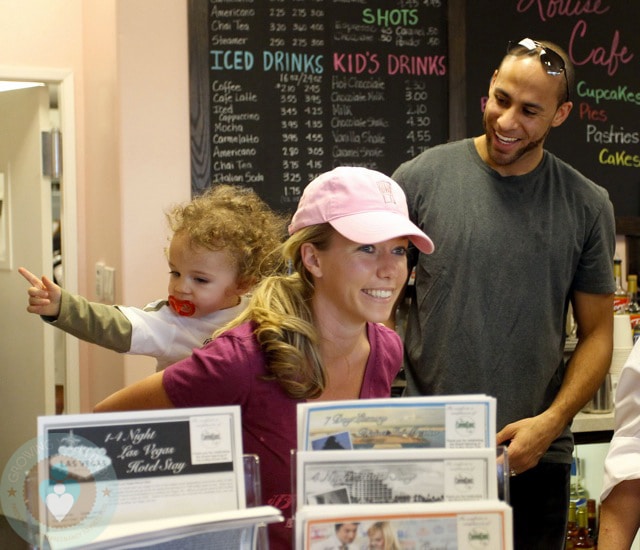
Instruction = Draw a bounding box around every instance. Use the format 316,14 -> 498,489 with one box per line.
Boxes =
288,167 -> 434,254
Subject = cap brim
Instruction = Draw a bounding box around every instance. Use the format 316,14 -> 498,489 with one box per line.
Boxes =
330,212 -> 434,254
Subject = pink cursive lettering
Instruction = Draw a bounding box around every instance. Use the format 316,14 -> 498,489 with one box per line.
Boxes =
569,20 -> 634,76
516,0 -> 609,22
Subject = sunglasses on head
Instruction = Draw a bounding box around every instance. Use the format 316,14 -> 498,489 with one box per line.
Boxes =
506,38 -> 570,103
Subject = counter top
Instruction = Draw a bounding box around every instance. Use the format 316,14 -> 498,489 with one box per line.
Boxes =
572,410 -> 614,444
572,410 -> 614,433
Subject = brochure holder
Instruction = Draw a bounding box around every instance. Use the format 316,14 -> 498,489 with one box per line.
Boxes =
28,409 -> 281,550
243,453 -> 271,550
497,445 -> 510,504
292,395 -> 513,549
44,506 -> 283,550
243,454 -> 263,508
24,457 -> 270,549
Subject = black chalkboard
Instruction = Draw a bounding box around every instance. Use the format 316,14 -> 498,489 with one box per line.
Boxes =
464,1 -> 640,218
189,0 -> 449,213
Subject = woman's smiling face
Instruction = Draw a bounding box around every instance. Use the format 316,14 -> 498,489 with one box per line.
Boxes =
307,231 -> 409,326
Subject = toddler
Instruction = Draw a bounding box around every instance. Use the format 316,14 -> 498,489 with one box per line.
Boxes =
20,184 -> 286,370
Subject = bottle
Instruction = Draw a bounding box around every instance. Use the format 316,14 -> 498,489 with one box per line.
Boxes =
626,274 -> 640,312
574,505 -> 595,548
614,258 -> 629,314
627,274 -> 640,342
565,501 -> 579,549
586,499 -> 597,546
570,456 -> 588,504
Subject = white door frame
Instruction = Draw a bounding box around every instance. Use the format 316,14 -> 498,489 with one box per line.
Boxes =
0,66 -> 80,414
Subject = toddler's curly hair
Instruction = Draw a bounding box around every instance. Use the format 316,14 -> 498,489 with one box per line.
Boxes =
167,185 -> 287,288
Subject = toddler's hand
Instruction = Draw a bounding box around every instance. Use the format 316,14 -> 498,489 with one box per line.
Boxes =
18,267 -> 62,318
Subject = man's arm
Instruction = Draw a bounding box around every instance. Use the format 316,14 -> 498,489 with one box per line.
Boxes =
550,289 -> 614,422
598,479 -> 640,550
497,290 -> 613,474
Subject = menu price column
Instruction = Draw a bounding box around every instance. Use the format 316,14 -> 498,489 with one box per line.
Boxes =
206,0 -> 448,212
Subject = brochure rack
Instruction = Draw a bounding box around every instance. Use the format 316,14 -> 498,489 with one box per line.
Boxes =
44,506 -> 283,550
32,409 -> 282,550
294,395 -> 514,550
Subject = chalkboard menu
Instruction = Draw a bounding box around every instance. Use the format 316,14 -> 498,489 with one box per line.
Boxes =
189,0 -> 448,212
464,1 -> 640,218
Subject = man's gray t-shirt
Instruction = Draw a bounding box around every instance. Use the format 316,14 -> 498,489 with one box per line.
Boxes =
393,138 -> 616,463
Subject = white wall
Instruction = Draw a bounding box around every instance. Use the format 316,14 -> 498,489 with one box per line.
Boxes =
0,0 -> 191,410
116,0 -> 192,387
82,0 -> 191,406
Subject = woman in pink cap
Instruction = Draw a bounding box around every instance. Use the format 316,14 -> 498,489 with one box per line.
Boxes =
94,166 -> 434,550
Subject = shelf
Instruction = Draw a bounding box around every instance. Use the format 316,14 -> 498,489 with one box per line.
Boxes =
573,410 -> 614,445
573,411 -> 614,433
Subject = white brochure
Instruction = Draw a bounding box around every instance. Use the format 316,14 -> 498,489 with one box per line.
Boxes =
296,501 -> 513,550
36,406 -> 245,541
297,395 -> 496,451
296,447 -> 498,509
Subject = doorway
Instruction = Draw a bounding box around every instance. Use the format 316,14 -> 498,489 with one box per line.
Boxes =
0,68 -> 79,480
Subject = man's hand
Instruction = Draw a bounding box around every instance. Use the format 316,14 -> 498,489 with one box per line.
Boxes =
18,267 -> 62,318
496,413 -> 560,475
